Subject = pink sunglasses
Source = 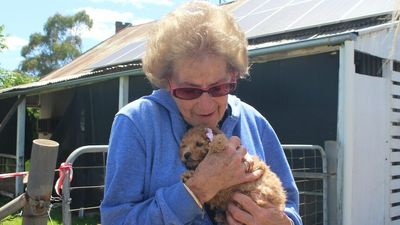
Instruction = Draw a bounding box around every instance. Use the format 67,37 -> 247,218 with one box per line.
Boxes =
169,78 -> 237,100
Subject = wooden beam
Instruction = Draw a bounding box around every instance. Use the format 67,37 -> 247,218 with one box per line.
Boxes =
0,95 -> 24,135
0,193 -> 27,220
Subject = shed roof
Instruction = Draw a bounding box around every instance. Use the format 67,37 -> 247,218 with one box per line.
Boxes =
0,0 -> 397,98
235,0 -> 394,39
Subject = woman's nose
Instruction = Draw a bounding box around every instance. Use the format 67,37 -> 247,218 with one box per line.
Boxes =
197,92 -> 214,109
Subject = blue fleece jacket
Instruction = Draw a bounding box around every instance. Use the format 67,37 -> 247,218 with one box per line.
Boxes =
100,89 -> 302,225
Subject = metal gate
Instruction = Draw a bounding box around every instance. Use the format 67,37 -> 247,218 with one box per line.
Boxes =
283,145 -> 328,225
0,153 -> 17,197
61,145 -> 108,225
60,144 -> 328,225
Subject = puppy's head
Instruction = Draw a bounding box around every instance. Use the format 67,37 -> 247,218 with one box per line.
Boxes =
180,126 -> 221,170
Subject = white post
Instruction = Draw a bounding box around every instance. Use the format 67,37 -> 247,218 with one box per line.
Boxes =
383,59 -> 391,225
325,140 -> 338,225
16,97 -> 26,196
337,40 -> 355,225
119,76 -> 129,109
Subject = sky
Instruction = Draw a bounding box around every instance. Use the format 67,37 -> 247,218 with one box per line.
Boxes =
0,0 -> 221,71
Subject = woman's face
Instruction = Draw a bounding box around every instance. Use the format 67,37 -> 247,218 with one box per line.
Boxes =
169,54 -> 235,128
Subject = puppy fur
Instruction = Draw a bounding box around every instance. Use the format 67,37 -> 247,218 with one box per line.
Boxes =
179,126 -> 287,224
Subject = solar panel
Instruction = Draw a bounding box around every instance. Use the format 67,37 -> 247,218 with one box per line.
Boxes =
233,0 -> 268,18
233,0 -> 395,39
340,0 -> 393,20
243,0 -> 319,38
90,40 -> 145,69
252,0 -> 302,14
110,41 -> 146,65
237,8 -> 277,35
286,0 -> 354,31
291,0 -> 392,32
89,0 -> 395,70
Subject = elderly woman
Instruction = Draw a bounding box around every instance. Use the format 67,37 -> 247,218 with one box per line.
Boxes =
100,1 -> 301,225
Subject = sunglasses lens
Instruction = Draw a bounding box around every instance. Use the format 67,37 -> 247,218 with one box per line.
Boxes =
209,83 -> 236,97
171,82 -> 237,100
173,88 -> 203,100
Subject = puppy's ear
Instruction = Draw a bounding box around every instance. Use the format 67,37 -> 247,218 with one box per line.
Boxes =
209,134 -> 228,153
211,127 -> 223,135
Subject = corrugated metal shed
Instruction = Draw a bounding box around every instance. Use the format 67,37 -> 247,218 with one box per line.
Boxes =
40,21 -> 151,82
0,0 -> 396,98
32,0 -> 243,84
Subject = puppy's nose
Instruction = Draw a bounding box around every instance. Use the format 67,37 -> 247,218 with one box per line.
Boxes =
184,152 -> 192,160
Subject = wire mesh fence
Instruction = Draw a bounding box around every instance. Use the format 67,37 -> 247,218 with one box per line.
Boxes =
0,154 -> 16,197
283,145 -> 328,225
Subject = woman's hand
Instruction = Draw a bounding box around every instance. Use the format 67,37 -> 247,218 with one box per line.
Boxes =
226,193 -> 292,225
185,136 -> 263,204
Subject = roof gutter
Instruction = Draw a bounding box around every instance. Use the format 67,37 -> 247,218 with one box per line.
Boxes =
0,68 -> 144,100
248,32 -> 358,58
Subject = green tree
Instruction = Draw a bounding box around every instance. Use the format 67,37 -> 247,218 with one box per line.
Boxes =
20,11 -> 93,76
0,68 -> 38,89
0,24 -> 36,89
0,24 -> 7,52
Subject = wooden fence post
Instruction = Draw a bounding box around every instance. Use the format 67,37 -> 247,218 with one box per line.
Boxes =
0,193 -> 27,220
22,139 -> 59,225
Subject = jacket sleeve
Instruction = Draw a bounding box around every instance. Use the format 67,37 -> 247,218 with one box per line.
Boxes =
261,121 -> 303,225
100,114 -> 204,225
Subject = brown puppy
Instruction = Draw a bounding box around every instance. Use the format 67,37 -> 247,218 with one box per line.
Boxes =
179,126 -> 286,224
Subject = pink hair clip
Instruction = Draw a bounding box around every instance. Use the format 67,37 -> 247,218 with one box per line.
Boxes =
205,128 -> 214,141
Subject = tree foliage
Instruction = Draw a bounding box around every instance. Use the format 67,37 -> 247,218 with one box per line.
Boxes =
0,24 -> 7,52
0,68 -> 38,89
20,11 -> 93,76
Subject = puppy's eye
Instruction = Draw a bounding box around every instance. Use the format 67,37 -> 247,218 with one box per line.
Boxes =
196,142 -> 204,147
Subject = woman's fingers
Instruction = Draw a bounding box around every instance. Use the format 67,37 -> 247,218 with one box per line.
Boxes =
226,136 -> 241,152
229,192 -> 290,225
231,192 -> 259,214
227,201 -> 254,225
226,210 -> 243,225
188,136 -> 264,202
243,153 -> 254,172
219,137 -> 263,184
243,160 -> 251,172
244,168 -> 264,183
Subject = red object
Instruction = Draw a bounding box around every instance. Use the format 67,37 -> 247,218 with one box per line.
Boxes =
54,162 -> 73,196
0,171 -> 28,179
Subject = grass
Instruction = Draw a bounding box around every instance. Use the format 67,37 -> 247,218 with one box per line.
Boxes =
0,195 -> 100,225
